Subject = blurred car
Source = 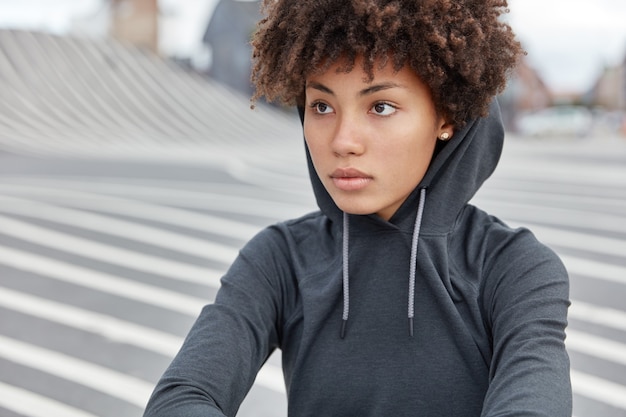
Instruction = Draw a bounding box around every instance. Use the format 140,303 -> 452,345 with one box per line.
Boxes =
515,106 -> 593,138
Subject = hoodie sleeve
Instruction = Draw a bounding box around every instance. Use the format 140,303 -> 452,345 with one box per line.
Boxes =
143,226 -> 288,417
480,227 -> 572,417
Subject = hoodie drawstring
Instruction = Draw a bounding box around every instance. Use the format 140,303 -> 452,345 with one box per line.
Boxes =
408,187 -> 426,337
340,188 -> 427,339
341,211 -> 350,339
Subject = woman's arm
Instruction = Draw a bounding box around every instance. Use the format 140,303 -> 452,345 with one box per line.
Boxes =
481,229 -> 572,417
143,227 -> 288,417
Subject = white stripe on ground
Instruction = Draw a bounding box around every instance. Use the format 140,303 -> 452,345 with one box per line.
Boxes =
0,195 -> 242,262
0,184 -> 262,240
498,155 -> 626,187
0,286 -> 183,357
0,214 -> 226,286
0,335 -> 153,407
507,222 -> 626,259
0,180 -> 310,219
473,200 -> 626,235
571,369 -> 626,410
560,256 -> 626,286
0,287 -> 286,395
0,245 -> 206,316
569,300 -> 626,333
0,381 -> 100,417
567,329 -> 626,366
477,188 -> 626,212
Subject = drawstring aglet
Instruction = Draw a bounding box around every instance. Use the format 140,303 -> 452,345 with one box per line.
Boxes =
409,317 -> 414,337
340,319 -> 347,339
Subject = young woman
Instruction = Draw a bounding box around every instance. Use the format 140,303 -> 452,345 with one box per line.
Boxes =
144,1 -> 572,416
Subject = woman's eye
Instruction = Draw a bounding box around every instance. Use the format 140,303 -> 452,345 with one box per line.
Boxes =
371,102 -> 396,116
312,102 -> 333,114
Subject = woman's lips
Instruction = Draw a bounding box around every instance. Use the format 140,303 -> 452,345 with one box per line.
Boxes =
330,168 -> 373,191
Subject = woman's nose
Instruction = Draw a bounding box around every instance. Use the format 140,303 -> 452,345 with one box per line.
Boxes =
331,113 -> 365,157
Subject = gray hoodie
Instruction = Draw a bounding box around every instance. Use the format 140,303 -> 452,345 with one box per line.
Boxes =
143,100 -> 572,416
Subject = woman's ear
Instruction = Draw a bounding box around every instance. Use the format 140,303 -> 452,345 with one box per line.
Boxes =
438,121 -> 455,141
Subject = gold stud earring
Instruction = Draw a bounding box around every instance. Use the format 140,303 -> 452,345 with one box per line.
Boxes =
440,132 -> 450,141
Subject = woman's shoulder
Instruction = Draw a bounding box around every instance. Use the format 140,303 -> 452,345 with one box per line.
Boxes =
453,204 -> 567,281
262,210 -> 336,244
240,210 -> 338,266
458,204 -> 550,248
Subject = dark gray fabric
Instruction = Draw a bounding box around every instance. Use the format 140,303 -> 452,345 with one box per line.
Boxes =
143,100 -> 572,416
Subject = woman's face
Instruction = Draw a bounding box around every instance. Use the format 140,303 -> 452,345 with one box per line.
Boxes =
303,57 -> 453,221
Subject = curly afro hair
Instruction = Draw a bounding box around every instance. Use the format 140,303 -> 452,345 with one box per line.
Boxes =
250,0 -> 524,126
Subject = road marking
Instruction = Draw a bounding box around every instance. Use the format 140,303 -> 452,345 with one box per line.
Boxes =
477,187 -> 626,211
0,195 -> 242,261
567,329 -> 626,366
559,256 -> 626,286
475,200 -> 626,235
0,244 -> 206,316
571,370 -> 626,410
0,286 -> 183,357
498,157 -> 626,187
569,300 -> 626,332
0,381 -> 100,417
507,222 -> 626,259
0,180 -> 310,219
0,185 -> 262,240
0,287 -> 286,396
0,335 -> 153,407
0,176 -> 303,202
0,214 -> 226,286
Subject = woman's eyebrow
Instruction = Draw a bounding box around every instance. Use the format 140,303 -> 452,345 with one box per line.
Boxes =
359,82 -> 404,96
305,81 -> 334,95
305,81 -> 405,96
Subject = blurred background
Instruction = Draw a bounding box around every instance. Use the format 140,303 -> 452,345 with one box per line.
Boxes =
2,0 -> 625,135
0,1 -> 625,417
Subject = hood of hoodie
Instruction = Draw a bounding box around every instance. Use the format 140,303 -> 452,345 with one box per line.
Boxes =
297,99 -> 505,234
